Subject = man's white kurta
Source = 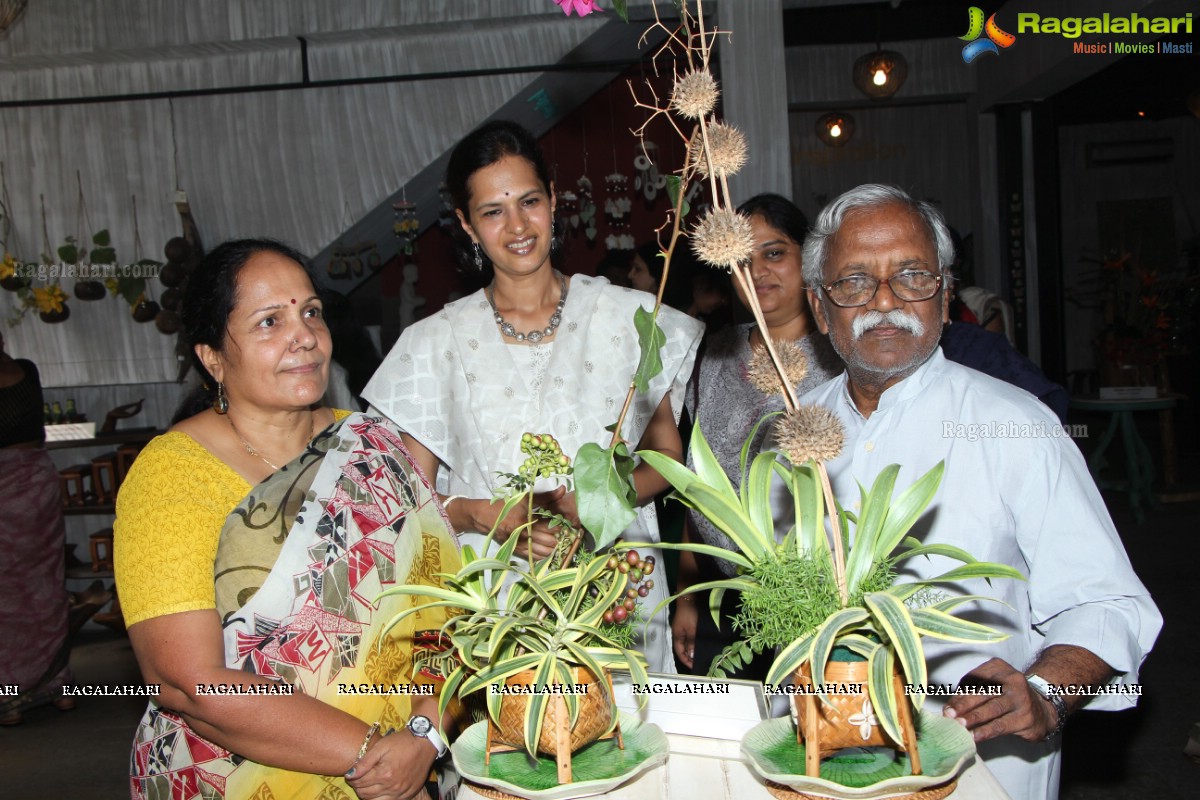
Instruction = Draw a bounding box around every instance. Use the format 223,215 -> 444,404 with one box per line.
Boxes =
800,349 -> 1160,800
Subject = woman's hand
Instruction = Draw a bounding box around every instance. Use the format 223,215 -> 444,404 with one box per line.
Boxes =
672,594 -> 699,671
345,728 -> 437,800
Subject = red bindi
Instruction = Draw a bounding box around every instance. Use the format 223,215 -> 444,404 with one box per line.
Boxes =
290,298 -> 297,304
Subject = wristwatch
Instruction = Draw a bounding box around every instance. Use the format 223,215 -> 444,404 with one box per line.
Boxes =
1025,674 -> 1068,741
406,714 -> 449,758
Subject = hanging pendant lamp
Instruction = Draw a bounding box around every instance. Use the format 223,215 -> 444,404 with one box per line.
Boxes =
853,48 -> 908,99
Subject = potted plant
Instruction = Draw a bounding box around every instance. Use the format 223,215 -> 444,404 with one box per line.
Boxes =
379,434 -> 655,785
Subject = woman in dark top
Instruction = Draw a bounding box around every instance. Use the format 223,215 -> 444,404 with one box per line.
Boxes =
0,331 -> 74,725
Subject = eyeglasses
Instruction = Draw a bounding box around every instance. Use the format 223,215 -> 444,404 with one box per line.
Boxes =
820,268 -> 943,308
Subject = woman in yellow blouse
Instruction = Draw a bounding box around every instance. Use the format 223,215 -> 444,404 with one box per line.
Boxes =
114,239 -> 458,800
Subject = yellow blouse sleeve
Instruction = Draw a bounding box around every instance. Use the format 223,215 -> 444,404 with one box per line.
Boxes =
114,433 -> 249,627
115,410 -> 353,628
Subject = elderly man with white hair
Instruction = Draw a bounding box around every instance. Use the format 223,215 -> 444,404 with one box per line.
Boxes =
797,184 -> 1160,800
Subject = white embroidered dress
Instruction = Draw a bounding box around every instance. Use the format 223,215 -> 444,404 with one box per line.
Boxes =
363,274 -> 705,672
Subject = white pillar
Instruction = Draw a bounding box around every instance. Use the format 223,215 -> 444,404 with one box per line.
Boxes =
717,0 -> 791,206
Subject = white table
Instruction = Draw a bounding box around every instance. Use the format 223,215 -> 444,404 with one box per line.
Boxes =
458,732 -> 1012,799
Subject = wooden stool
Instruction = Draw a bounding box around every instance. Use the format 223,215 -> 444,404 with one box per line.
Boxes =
59,464 -> 90,506
89,528 -> 114,572
116,442 -> 145,486
91,452 -> 117,504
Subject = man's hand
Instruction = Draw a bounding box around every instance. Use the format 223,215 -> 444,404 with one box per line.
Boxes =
672,595 -> 699,671
943,658 -> 1059,743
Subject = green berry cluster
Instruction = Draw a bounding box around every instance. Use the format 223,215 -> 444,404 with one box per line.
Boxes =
518,432 -> 573,480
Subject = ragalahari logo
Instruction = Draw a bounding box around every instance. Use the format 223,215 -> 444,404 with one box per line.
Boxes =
960,7 -> 1017,62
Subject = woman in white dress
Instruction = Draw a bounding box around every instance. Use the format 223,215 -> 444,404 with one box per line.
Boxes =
363,121 -> 703,673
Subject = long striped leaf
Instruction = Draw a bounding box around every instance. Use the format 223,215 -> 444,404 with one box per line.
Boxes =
765,628 -> 818,687
461,653 -> 544,696
864,592 -> 925,690
875,461 -> 944,563
739,410 -> 783,482
685,484 -> 769,560
909,607 -> 1010,643
915,562 -> 1027,586
651,541 -> 753,571
687,416 -> 740,502
893,541 -> 980,566
523,653 -> 558,756
743,449 -> 782,546
867,644 -> 906,742
844,467 -> 899,595
809,607 -> 872,692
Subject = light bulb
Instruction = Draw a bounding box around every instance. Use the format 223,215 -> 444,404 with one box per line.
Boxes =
830,123 -> 842,138
873,68 -> 888,86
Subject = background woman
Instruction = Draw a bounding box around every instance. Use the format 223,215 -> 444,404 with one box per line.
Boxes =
115,239 -> 457,800
672,193 -> 842,678
0,331 -> 74,725
363,120 -> 703,673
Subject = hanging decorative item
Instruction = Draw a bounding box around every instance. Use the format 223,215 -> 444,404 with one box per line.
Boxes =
437,182 -> 457,230
393,198 -> 419,257
0,162 -> 30,294
634,141 -> 668,202
36,195 -> 69,324
62,172 -> 108,302
577,175 -> 597,242
603,172 -> 632,232
557,190 -> 579,232
852,47 -> 908,99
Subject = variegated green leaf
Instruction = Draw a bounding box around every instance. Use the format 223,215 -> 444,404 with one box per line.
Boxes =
867,643 -> 906,741
864,592 -> 925,690
910,607 -> 1010,643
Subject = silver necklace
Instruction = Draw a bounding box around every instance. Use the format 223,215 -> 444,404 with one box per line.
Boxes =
228,413 -> 316,471
486,273 -> 568,343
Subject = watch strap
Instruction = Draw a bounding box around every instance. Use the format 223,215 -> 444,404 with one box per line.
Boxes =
1025,674 -> 1067,741
407,715 -> 449,758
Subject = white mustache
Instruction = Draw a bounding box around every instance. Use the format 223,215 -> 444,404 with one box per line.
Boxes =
852,309 -> 926,339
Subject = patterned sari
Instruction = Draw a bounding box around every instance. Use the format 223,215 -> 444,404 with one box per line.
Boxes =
129,414 -> 459,799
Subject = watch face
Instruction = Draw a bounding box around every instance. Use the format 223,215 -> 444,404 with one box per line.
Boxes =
408,715 -> 433,737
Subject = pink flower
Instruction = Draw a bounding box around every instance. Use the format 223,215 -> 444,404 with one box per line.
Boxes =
553,0 -> 603,17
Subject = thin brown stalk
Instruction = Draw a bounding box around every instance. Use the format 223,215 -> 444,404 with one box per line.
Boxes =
817,461 -> 849,606
729,264 -> 799,412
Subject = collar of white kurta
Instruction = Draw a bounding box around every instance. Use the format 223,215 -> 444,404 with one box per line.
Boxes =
836,347 -> 946,420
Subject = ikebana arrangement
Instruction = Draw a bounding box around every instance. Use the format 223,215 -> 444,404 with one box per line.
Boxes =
380,432 -> 657,786
380,0 -> 1023,797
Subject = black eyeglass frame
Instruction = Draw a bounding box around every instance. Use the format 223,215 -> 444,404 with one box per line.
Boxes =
818,269 -> 945,309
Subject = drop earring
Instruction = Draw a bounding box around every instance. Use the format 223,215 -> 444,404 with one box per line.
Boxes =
473,243 -> 484,271
213,382 -> 229,415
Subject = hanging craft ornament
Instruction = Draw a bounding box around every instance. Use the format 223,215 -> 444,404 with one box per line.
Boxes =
438,182 -> 457,229
604,173 -> 632,232
393,197 -> 419,258
634,141 -> 667,202
576,176 -> 597,242
557,190 -> 579,231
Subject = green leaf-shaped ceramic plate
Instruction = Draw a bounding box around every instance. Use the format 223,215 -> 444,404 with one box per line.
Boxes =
740,710 -> 975,799
452,711 -> 669,800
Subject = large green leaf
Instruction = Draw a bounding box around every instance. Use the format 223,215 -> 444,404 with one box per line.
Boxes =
575,441 -> 637,550
687,418 -> 740,503
875,462 -> 945,564
632,304 -> 665,392
864,592 -> 925,693
844,466 -> 899,595
613,0 -> 629,23
743,450 -> 780,547
893,541 -> 981,566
